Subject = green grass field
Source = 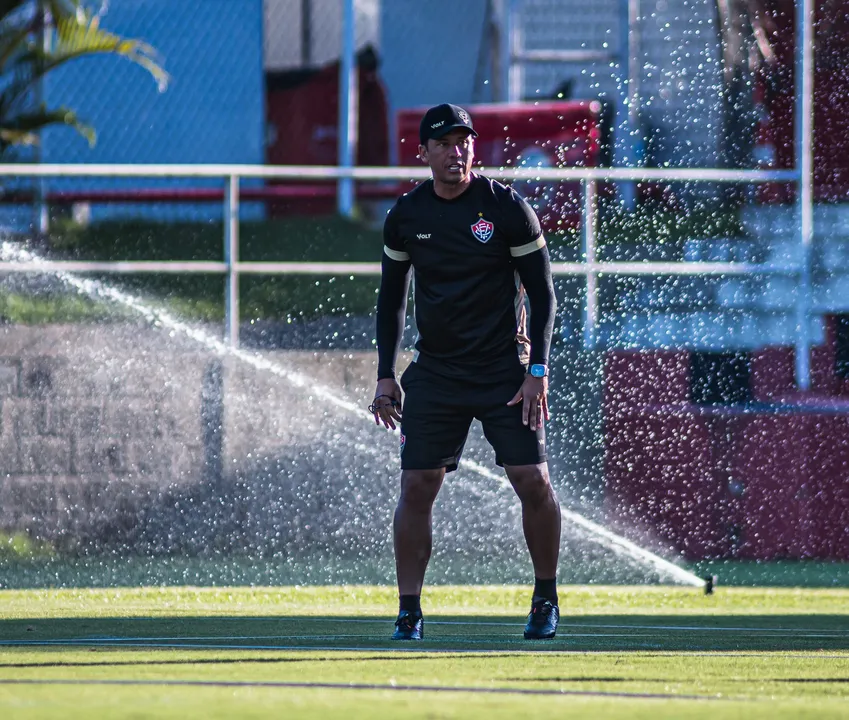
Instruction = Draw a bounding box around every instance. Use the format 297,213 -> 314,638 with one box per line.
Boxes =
1,585 -> 847,718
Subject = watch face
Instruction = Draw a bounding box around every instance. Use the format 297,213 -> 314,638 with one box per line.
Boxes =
531,364 -> 546,378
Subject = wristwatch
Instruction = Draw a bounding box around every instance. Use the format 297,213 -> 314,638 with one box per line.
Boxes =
529,364 -> 548,378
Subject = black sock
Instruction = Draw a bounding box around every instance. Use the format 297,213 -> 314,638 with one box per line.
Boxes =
399,594 -> 421,614
533,577 -> 558,605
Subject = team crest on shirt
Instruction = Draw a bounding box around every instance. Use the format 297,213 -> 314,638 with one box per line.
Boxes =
471,215 -> 495,243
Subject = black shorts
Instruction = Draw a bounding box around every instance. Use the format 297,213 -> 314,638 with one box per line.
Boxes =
398,361 -> 546,472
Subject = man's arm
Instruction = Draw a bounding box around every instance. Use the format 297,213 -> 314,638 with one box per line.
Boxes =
512,243 -> 557,368
501,187 -> 556,367
376,251 -> 412,380
507,241 -> 556,430
372,206 -> 412,430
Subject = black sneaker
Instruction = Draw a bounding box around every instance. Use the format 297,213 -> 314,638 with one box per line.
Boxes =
524,598 -> 559,640
392,610 -> 423,640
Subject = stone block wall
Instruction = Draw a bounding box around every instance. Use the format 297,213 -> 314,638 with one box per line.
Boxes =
0,325 -> 212,546
0,323 -> 382,552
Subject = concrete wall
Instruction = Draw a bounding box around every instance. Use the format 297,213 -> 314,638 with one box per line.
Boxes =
0,323 -> 383,553
0,325 -> 206,547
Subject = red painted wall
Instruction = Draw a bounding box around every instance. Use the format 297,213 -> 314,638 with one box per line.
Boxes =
604,322 -> 849,560
265,49 -> 390,215
758,0 -> 849,202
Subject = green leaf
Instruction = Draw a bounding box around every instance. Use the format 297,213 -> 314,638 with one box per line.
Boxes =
0,106 -> 96,147
46,11 -> 169,91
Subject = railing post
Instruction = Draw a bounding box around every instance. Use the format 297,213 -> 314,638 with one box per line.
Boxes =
506,0 -> 523,102
337,0 -> 357,217
34,2 -> 50,236
224,174 -> 240,347
794,0 -> 814,390
617,0 -> 641,211
583,179 -> 599,348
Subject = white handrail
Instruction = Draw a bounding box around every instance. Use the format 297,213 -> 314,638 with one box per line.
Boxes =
0,164 -> 810,389
0,260 -> 800,276
0,163 -> 799,183
0,261 -> 230,273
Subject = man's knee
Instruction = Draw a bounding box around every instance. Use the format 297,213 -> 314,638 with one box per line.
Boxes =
505,464 -> 555,507
399,469 -> 444,509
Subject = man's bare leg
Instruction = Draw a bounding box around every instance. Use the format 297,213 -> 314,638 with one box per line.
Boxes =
505,462 -> 561,639
504,462 -> 561,578
394,468 -> 446,596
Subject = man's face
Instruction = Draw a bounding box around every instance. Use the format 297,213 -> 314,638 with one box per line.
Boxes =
419,129 -> 475,186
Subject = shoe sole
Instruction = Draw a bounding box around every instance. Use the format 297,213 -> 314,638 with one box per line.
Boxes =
524,631 -> 556,640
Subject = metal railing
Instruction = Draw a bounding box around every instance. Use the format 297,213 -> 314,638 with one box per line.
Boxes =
0,162 -> 807,380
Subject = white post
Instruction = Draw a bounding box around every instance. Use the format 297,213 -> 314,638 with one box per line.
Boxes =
626,0 -> 641,150
583,179 -> 599,348
225,175 -> 240,347
795,0 -> 814,390
506,0 -> 523,102
337,0 -> 357,217
617,0 -> 641,210
34,2 -> 50,235
495,0 -> 510,101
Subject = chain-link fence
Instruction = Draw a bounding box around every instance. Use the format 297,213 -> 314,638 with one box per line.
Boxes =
517,0 -> 723,169
264,0 -> 379,71
0,0 -> 803,223
2,1 -> 849,581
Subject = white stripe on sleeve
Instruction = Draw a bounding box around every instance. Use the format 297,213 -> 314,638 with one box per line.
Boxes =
509,235 -> 546,257
383,245 -> 411,262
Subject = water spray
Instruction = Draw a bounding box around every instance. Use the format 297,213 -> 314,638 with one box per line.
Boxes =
1,238 -> 707,590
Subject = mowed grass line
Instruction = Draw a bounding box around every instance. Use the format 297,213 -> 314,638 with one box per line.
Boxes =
0,585 -> 847,719
3,585 -> 849,619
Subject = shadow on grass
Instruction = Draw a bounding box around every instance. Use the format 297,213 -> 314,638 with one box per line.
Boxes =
0,615 -> 847,654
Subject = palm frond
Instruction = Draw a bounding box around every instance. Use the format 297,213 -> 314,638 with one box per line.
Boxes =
0,105 -> 95,148
44,10 -> 169,91
0,127 -> 38,145
0,1 -> 167,152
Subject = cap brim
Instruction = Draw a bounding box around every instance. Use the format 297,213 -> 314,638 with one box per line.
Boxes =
430,124 -> 478,140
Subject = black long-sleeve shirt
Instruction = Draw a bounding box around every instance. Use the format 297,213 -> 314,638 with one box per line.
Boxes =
376,174 -> 556,381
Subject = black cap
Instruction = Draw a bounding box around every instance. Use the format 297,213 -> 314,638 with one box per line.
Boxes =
419,103 -> 478,145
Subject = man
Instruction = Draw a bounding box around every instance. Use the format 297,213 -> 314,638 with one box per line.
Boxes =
371,103 -> 561,641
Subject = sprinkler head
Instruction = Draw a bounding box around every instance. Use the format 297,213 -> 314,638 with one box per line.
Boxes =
704,575 -> 717,595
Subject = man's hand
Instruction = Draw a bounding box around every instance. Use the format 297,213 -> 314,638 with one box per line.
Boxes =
507,374 -> 549,430
371,377 -> 403,430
